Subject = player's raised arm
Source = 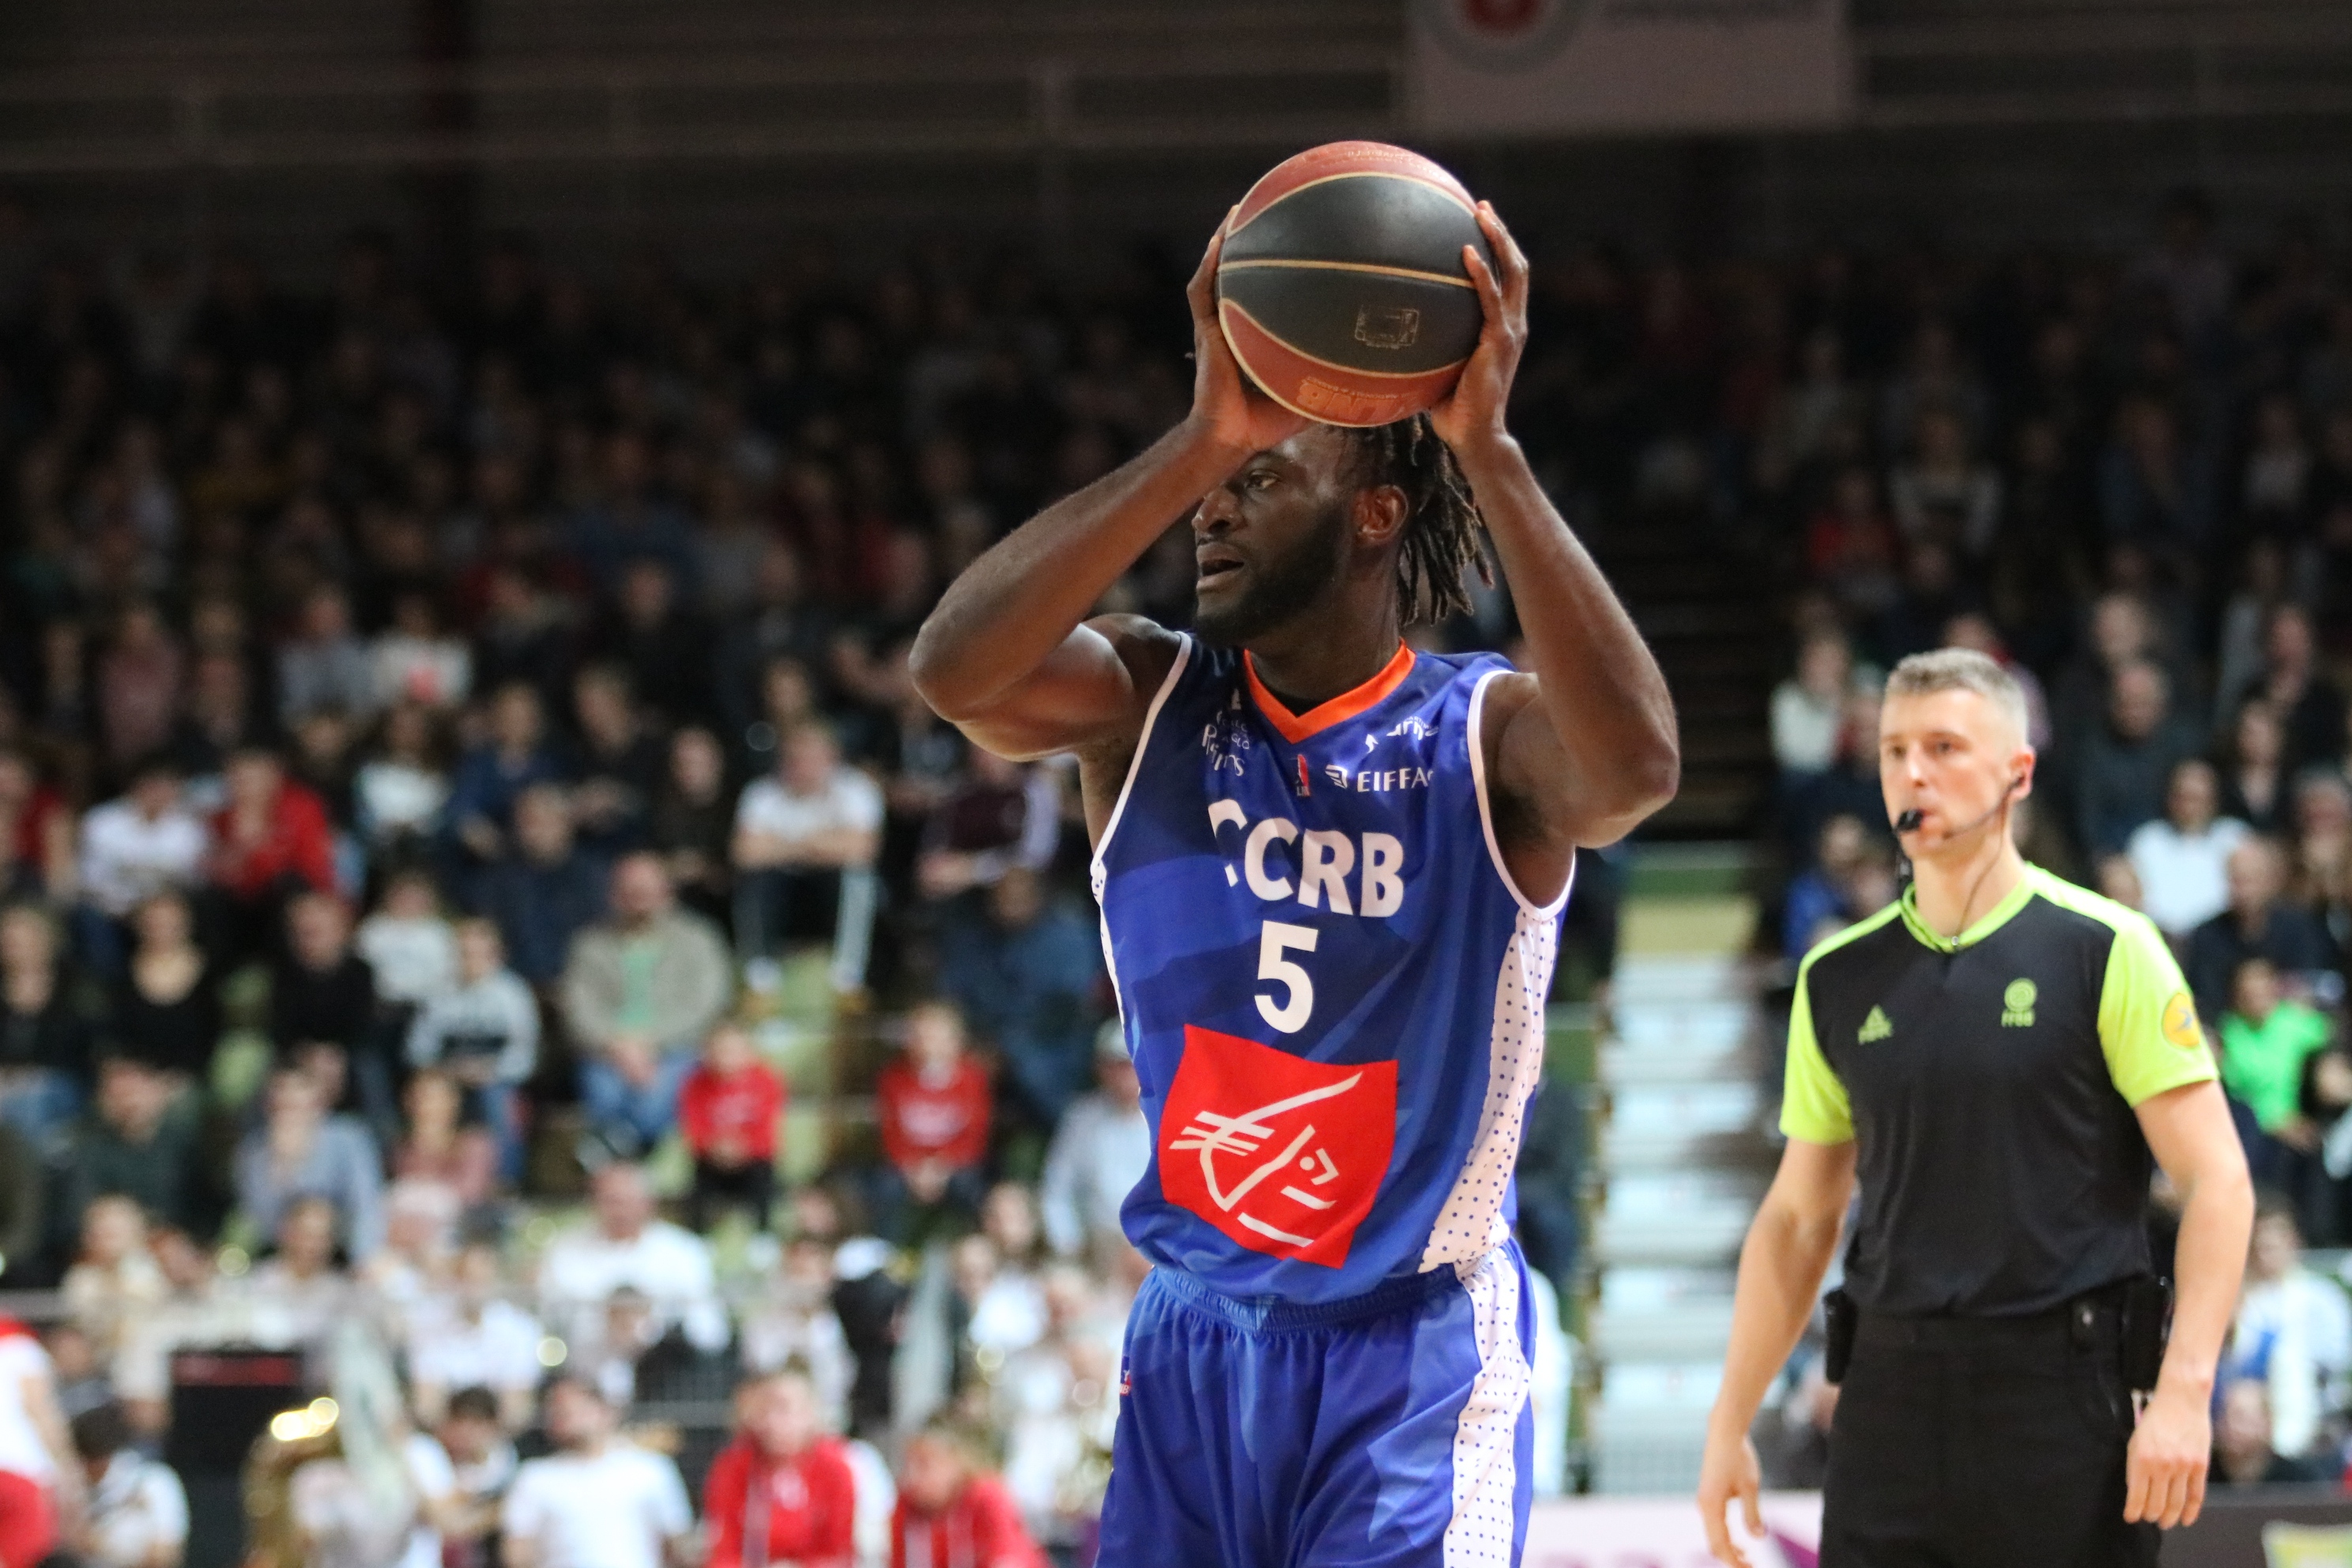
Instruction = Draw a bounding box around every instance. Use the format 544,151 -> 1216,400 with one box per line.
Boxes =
1430,202 -> 1680,854
908,220 -> 1308,763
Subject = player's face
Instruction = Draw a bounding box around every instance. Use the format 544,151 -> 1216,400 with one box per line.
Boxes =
1190,428 -> 1359,647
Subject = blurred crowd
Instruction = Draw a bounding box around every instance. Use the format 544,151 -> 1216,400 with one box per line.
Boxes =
1742,190 -> 2352,1490
43,167 -> 2352,1545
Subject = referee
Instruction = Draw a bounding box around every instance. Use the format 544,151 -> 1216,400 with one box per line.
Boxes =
1698,650 -> 2254,1568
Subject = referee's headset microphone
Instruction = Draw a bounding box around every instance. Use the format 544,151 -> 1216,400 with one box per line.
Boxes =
1890,774 -> 2022,946
1889,773 -> 2020,839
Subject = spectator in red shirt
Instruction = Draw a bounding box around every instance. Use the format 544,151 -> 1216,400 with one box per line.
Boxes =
0,750 -> 71,904
703,1368 -> 858,1568
206,744 -> 337,963
680,1020 -> 787,1233
891,1423 -> 1045,1568
874,1001 -> 990,1242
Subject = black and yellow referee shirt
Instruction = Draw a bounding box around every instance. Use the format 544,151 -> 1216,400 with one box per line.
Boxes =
1781,863 -> 2218,1318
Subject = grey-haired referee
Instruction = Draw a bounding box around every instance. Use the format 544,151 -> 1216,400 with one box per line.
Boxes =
1698,649 -> 2254,1568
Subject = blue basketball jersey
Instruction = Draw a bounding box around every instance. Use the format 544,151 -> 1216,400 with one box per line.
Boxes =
1091,635 -> 1569,1304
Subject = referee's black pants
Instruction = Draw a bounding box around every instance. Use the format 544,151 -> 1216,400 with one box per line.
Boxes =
1822,1298 -> 2160,1568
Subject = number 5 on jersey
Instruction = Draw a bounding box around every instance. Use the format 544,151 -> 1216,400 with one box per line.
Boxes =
1257,921 -> 1319,1033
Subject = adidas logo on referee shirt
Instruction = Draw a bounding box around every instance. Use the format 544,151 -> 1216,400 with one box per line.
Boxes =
1857,1006 -> 1893,1043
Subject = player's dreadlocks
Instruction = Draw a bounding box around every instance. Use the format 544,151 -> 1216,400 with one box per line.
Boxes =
1350,413 -> 1491,628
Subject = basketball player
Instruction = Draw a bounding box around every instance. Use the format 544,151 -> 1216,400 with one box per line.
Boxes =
910,205 -> 1677,1564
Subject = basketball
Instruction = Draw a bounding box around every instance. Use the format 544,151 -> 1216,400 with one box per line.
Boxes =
1215,141 -> 1494,428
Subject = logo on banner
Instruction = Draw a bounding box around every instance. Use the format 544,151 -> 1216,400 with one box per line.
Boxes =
1159,1025 -> 1396,1268
1415,0 -> 1585,69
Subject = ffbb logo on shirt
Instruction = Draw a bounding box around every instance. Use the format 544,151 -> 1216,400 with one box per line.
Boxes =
2001,978 -> 2037,1027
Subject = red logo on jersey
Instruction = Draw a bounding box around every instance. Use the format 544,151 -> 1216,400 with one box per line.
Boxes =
1159,1025 -> 1396,1268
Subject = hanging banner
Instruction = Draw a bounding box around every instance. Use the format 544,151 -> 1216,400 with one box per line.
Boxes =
1409,0 -> 1853,136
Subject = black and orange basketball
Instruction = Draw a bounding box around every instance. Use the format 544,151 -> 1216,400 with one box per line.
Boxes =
1216,141 -> 1493,428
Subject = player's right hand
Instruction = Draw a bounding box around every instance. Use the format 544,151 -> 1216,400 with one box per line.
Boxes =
1184,213 -> 1308,459
1695,1428 -> 1766,1568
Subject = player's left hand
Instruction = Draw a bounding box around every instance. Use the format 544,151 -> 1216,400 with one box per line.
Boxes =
2124,1381 -> 2210,1529
1428,201 -> 1529,452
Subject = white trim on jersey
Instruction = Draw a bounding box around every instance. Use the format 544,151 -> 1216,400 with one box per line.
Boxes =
1464,670 -> 1574,919
1418,669 -> 1570,1275
1446,1247 -> 1532,1567
1090,633 -> 1194,886
1419,903 -> 1557,1271
1092,633 -> 1193,1029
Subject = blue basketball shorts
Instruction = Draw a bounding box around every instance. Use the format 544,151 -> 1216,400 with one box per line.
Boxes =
1096,1242 -> 1535,1568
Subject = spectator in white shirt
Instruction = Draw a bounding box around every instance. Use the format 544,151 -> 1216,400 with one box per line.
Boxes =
74,760 -> 205,971
70,1403 -> 185,1568
412,1243 -> 545,1433
737,1236 -> 856,1430
406,918 -> 538,1180
356,869 -> 459,1010
361,1179 -> 459,1343
952,1234 -> 1045,1366
994,1266 -> 1117,1557
2126,758 -> 2251,940
537,1162 -> 729,1356
499,1377 -> 691,1568
60,1197 -> 168,1370
353,703 -> 452,854
435,1387 -> 518,1568
1039,1027 -> 1151,1263
731,721 -> 884,992
2231,1199 -> 2352,1460
244,1196 -> 356,1351
398,1422 -> 462,1568
372,591 -> 473,712
1769,631 -> 1860,777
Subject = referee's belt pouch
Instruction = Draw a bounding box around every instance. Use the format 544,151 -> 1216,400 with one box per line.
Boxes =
1822,1287 -> 1857,1385
2116,1276 -> 2173,1393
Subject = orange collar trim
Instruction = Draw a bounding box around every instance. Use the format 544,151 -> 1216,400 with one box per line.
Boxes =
1243,643 -> 1417,744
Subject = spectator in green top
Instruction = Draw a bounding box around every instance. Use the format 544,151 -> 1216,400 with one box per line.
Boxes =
2218,956 -> 2334,1197
560,851 -> 733,1157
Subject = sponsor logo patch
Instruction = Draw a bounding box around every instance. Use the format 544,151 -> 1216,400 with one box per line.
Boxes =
2161,991 -> 2204,1054
1159,1024 -> 1396,1268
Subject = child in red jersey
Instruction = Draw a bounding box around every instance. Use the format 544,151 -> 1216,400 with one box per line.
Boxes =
891,1423 -> 1044,1568
874,1001 -> 991,1242
703,1369 -> 858,1568
679,1020 -> 787,1232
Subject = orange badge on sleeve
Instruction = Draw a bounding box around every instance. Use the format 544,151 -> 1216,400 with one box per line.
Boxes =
2160,992 -> 2204,1054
